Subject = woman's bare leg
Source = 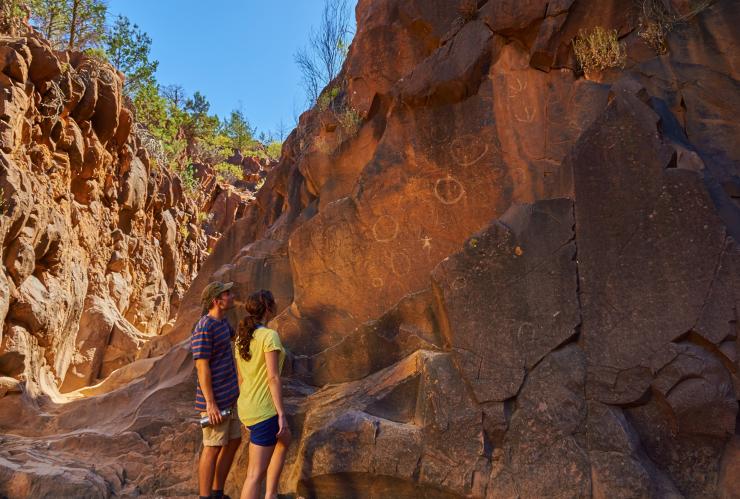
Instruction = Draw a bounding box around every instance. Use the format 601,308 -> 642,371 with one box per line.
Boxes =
240,442 -> 275,499
264,432 -> 292,499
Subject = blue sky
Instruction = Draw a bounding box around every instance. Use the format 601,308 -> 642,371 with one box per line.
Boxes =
106,0 -> 352,139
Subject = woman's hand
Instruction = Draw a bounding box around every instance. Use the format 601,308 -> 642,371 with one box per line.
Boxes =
276,413 -> 291,439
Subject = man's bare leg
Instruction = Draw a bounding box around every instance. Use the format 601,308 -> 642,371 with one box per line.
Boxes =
199,445 -> 222,497
213,437 -> 242,493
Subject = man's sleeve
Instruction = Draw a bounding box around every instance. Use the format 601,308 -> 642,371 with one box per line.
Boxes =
191,320 -> 213,360
263,329 -> 284,353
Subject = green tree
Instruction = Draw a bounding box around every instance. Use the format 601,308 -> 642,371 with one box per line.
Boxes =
161,84 -> 187,110
131,81 -> 189,169
65,0 -> 106,49
1,1 -> 31,35
185,91 -> 210,117
105,15 -> 158,98
132,82 -> 167,131
183,91 -> 220,159
222,109 -> 255,151
28,0 -> 68,43
266,140 -> 282,161
28,0 -> 105,49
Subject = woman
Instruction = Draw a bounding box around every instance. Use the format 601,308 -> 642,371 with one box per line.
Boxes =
234,289 -> 290,499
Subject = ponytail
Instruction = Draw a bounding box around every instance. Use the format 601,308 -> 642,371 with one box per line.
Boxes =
236,289 -> 276,361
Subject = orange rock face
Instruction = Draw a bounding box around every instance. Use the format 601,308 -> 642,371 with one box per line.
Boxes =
2,0 -> 740,498
0,34 -> 209,396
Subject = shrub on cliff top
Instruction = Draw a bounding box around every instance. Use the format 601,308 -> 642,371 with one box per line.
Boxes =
317,85 -> 341,112
573,26 -> 627,74
339,106 -> 362,137
637,0 -> 714,54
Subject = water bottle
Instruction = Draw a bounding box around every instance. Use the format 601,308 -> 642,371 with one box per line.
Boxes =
199,407 -> 233,427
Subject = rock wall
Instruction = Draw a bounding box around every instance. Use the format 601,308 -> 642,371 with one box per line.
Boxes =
1,0 -> 740,498
0,34 -> 209,396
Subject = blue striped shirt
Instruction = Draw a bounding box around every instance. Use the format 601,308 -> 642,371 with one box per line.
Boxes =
191,315 -> 239,411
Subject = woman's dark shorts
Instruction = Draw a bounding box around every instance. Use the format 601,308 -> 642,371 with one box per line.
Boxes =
247,415 -> 279,446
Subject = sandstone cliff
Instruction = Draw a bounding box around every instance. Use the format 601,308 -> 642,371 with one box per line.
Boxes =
0,33 -> 211,396
1,0 -> 739,498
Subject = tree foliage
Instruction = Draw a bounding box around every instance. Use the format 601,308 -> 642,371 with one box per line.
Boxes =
1,1 -> 29,35
28,0 -> 105,50
105,15 -> 158,97
294,0 -> 354,104
222,109 -> 256,151
22,1 -> 282,186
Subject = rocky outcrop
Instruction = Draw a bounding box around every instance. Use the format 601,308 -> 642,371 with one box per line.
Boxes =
0,34 -> 209,396
1,0 -> 740,498
188,158 -> 273,252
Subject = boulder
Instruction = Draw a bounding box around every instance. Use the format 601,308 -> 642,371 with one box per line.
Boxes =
91,66 -> 121,144
26,36 -> 61,85
0,46 -> 28,83
119,156 -> 147,211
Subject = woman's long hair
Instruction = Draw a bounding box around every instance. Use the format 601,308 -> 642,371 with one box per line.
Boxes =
236,289 -> 276,361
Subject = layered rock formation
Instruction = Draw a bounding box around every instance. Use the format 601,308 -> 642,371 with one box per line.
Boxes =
188,153 -> 277,252
2,0 -> 740,497
0,34 -> 209,396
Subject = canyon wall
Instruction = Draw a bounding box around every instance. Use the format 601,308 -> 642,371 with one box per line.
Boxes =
1,0 -> 739,497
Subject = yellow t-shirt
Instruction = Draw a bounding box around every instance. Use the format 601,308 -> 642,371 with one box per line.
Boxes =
236,326 -> 285,426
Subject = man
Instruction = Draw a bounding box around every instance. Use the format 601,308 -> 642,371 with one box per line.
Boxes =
192,281 -> 241,499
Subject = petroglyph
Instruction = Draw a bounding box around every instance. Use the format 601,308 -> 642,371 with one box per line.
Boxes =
451,135 -> 491,166
434,176 -> 466,205
391,251 -> 412,275
514,105 -> 537,123
372,215 -> 399,242
508,77 -> 527,98
451,276 -> 467,291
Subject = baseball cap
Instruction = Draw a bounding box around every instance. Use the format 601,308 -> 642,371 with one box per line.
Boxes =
201,281 -> 234,308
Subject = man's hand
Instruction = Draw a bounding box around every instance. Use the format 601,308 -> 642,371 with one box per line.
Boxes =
206,400 -> 222,426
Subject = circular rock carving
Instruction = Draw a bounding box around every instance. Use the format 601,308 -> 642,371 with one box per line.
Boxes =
451,135 -> 490,166
451,276 -> 467,291
428,121 -> 450,145
434,176 -> 465,205
517,322 -> 537,345
391,251 -> 412,276
372,215 -> 399,242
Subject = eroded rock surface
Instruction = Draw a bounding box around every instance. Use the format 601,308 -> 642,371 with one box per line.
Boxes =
1,0 -> 739,498
0,34 -> 209,396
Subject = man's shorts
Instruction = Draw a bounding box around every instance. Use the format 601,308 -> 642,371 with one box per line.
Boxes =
247,414 -> 279,447
201,406 -> 242,447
